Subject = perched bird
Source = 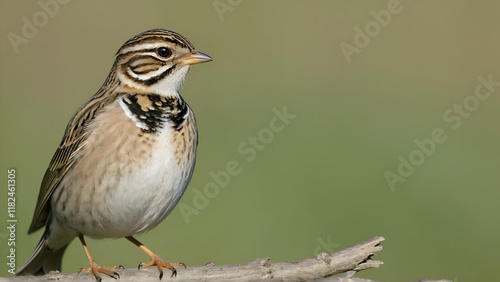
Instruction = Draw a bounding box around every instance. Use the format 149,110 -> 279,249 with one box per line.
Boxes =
16,29 -> 212,281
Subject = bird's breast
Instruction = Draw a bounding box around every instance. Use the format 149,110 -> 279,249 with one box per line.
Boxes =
52,99 -> 197,238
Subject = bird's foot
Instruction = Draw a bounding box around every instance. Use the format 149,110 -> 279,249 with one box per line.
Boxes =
138,255 -> 186,280
79,259 -> 124,282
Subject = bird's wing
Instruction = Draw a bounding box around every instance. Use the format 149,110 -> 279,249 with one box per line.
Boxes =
28,97 -> 114,233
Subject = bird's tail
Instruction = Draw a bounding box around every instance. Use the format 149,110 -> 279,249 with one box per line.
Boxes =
16,220 -> 75,275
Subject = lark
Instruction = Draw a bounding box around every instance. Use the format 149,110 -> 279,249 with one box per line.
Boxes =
16,29 -> 212,281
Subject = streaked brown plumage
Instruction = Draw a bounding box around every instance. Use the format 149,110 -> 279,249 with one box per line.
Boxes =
16,29 -> 212,281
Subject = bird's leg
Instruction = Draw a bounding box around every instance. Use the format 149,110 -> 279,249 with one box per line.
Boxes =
126,236 -> 186,280
77,234 -> 123,281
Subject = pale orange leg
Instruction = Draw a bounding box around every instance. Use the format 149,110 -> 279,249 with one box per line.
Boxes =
126,236 -> 186,280
78,234 -> 123,281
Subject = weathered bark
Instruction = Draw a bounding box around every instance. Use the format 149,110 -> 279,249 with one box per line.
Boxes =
2,237 -> 448,282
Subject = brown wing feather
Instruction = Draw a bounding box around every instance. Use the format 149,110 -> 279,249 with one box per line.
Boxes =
28,95 -> 116,233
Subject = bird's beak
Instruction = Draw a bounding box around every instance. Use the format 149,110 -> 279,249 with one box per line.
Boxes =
181,51 -> 212,65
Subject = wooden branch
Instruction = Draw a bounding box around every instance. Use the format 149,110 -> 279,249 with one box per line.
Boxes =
4,237 -> 391,281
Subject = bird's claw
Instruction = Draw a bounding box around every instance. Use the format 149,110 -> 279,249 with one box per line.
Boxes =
137,255 -> 184,280
79,261 -> 122,281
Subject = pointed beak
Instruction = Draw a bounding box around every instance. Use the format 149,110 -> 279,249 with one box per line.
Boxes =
181,51 -> 212,66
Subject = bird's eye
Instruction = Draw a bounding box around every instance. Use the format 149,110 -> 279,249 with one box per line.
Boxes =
156,47 -> 172,58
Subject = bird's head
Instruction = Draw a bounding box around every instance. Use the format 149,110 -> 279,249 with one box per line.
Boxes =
114,29 -> 212,95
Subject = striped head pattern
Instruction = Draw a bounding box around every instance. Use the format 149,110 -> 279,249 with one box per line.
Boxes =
113,29 -> 212,94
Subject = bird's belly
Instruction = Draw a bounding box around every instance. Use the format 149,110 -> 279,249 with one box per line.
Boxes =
93,153 -> 192,237
51,104 -> 197,238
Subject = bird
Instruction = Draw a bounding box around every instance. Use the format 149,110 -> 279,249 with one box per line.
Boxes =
16,29 -> 212,281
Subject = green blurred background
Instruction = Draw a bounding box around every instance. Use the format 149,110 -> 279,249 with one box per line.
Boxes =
1,1 -> 499,281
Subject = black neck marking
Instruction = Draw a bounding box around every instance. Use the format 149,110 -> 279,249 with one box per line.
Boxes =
120,93 -> 188,133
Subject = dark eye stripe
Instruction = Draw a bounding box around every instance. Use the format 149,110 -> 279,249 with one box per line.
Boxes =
142,64 -> 177,86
